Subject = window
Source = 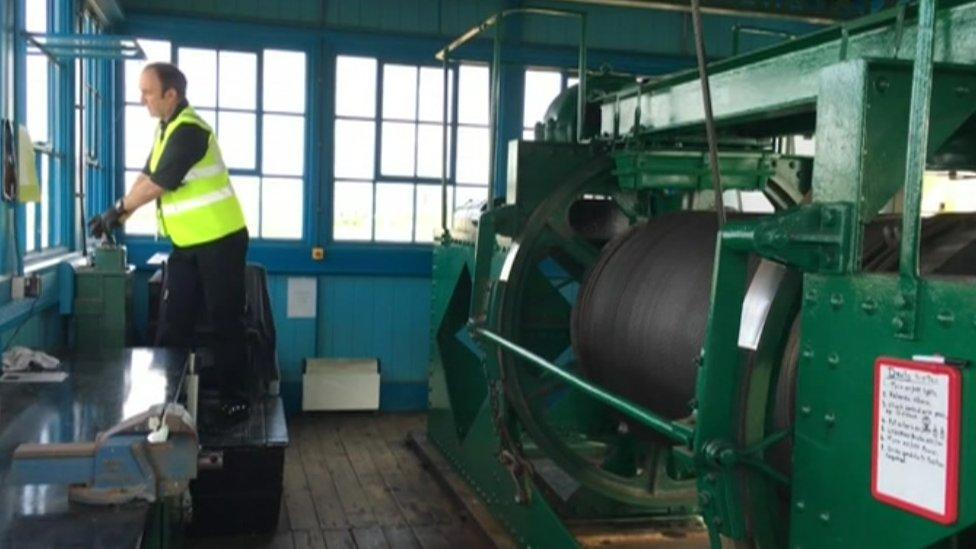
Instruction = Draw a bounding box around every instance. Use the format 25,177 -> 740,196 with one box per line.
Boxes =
332,56 -> 489,244
522,68 -> 576,141
123,42 -> 307,240
23,0 -> 51,253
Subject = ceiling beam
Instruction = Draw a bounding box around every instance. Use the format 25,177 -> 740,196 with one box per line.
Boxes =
549,0 -> 852,25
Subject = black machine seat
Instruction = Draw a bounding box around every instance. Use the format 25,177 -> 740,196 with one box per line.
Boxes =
148,262 -> 280,397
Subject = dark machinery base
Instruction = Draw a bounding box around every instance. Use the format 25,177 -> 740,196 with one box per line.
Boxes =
186,394 -> 289,538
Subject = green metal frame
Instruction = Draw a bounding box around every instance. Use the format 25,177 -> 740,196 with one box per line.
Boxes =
427,1 -> 976,547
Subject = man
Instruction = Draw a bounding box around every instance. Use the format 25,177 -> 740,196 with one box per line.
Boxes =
89,62 -> 250,422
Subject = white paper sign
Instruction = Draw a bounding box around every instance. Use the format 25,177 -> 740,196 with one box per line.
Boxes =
287,277 -> 317,319
873,358 -> 959,524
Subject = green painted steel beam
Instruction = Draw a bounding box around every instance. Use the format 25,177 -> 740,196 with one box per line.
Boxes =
599,1 -> 976,136
552,0 -> 863,25
475,327 -> 694,447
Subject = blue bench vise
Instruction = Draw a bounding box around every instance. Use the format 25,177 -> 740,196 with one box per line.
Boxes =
8,403 -> 198,505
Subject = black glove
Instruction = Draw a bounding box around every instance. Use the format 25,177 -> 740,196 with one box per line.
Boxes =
88,199 -> 128,239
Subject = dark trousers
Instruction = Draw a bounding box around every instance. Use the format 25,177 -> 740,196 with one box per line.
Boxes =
155,228 -> 249,399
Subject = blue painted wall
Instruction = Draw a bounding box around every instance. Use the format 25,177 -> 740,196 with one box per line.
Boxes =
315,275 -> 431,410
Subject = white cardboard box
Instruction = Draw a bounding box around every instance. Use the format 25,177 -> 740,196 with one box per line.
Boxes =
302,358 -> 380,411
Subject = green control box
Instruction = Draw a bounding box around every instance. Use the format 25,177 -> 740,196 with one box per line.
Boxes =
73,245 -> 131,354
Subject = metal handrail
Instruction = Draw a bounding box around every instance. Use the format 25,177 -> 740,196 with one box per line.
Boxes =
731,25 -> 796,56
476,327 -> 695,447
437,8 -> 588,234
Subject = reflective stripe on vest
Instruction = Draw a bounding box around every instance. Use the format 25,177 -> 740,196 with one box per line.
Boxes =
150,106 -> 246,246
160,186 -> 236,216
182,161 -> 227,183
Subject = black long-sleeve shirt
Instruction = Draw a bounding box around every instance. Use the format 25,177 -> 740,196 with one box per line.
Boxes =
141,101 -> 210,191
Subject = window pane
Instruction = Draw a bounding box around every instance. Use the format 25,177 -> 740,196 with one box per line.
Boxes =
458,65 -> 489,125
455,126 -> 489,185
418,67 -> 452,123
217,111 -> 256,170
25,205 -> 36,252
333,181 -> 373,240
523,69 -> 562,127
231,176 -> 260,235
335,56 -> 376,118
197,108 -> 217,128
416,123 -> 448,179
26,55 -> 48,143
260,177 -> 303,239
415,184 -> 450,243
455,185 -> 487,211
123,171 -> 157,235
262,114 -> 305,176
380,122 -> 415,177
374,183 -> 413,242
125,105 -> 157,170
567,76 -> 579,88
333,119 -> 374,179
126,39 -> 172,103
218,50 -> 257,110
40,156 -> 49,248
25,0 -> 47,33
263,50 -> 306,113
382,64 -> 417,121
522,129 -> 534,141
178,48 -> 217,108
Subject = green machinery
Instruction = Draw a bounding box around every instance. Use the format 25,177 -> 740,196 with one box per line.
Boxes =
428,1 -> 976,547
73,244 -> 132,353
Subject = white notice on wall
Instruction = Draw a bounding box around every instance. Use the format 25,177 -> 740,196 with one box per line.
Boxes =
287,277 -> 317,319
872,357 -> 960,524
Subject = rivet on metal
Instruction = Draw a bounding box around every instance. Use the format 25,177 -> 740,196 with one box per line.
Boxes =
874,77 -> 890,93
801,347 -> 814,360
937,310 -> 955,327
819,512 -> 831,524
822,209 -> 835,226
861,299 -> 877,315
796,500 -> 806,512
827,353 -> 840,368
801,405 -> 812,416
804,289 -> 818,304
824,413 -> 836,427
829,293 -> 844,309
956,85 -> 972,96
891,316 -> 905,331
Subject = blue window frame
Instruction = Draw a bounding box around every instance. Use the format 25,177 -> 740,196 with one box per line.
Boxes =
121,38 -> 309,241
17,0 -> 76,260
331,54 -> 490,245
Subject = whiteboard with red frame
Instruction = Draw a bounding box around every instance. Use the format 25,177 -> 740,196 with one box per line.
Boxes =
871,356 -> 961,525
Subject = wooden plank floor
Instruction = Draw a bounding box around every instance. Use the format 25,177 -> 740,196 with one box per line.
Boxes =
187,412 -> 491,549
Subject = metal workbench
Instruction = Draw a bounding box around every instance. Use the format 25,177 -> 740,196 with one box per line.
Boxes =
0,348 -> 187,548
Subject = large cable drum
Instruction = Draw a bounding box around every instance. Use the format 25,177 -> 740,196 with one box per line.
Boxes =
572,211 -> 976,431
572,212 -> 727,421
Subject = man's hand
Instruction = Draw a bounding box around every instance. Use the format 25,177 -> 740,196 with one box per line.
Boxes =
88,199 -> 128,239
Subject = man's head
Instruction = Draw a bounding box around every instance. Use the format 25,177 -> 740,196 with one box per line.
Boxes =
140,62 -> 187,120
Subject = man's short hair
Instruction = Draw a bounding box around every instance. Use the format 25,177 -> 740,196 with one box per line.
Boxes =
143,62 -> 187,100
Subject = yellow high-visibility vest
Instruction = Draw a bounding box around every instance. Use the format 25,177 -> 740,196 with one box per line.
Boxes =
150,105 -> 246,247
